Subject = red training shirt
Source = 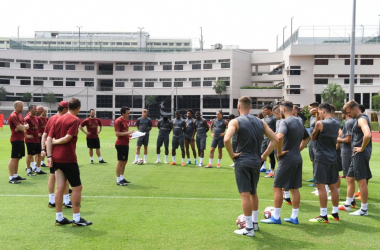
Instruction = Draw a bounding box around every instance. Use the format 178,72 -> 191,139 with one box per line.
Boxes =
25,115 -> 40,143
9,112 -> 25,142
114,116 -> 130,146
80,117 -> 102,138
49,113 -> 80,163
37,116 -> 48,134
44,114 -> 60,135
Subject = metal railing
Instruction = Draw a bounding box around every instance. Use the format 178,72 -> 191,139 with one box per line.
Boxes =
97,70 -> 113,75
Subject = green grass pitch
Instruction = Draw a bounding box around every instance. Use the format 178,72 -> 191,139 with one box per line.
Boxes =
0,126 -> 379,249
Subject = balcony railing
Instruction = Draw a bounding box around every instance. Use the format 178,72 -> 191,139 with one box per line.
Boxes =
97,70 -> 113,75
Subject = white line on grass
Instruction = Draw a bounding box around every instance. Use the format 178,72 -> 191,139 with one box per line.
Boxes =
1,194 -> 380,206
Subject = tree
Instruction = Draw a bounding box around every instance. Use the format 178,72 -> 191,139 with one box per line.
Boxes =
145,95 -> 157,113
0,86 -> 7,101
22,92 -> 33,107
43,92 -> 57,111
212,79 -> 227,109
372,94 -> 380,123
321,83 -> 346,110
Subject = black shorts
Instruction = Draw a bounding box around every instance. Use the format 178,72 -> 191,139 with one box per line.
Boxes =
234,163 -> 261,195
50,166 -> 56,174
86,138 -> 100,149
115,145 -> 129,161
172,136 -> 184,150
26,143 -> 41,156
341,155 -> 352,177
347,155 -> 372,180
313,161 -> 339,185
157,135 -> 169,148
54,162 -> 81,187
309,141 -> 316,162
273,162 -> 303,189
211,136 -> 224,148
196,137 -> 207,150
137,134 -> 149,147
11,141 -> 25,159
184,134 -> 193,142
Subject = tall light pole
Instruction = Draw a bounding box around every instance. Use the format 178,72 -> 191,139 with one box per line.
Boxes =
361,25 -> 364,44
283,26 -> 287,50
17,26 -> 20,43
200,27 -> 203,51
138,27 -> 144,52
291,17 -> 294,43
276,34 -> 278,51
76,26 -> 82,49
349,0 -> 356,100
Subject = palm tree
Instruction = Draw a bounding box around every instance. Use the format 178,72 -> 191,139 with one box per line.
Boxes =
0,86 -> 7,101
321,83 -> 345,110
22,92 -> 33,108
43,92 -> 57,112
212,79 -> 227,109
145,95 -> 157,113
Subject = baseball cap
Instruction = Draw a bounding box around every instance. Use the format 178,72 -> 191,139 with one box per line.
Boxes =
58,101 -> 69,108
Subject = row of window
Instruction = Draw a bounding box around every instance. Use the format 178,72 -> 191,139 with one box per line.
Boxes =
314,59 -> 374,65
314,78 -> 375,85
315,55 -> 380,58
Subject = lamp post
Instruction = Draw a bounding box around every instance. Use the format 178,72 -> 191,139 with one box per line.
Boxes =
76,26 -> 82,49
291,17 -> 294,43
200,27 -> 203,51
283,26 -> 287,50
276,34 -> 278,50
17,26 -> 20,43
138,27 -> 144,52
361,25 -> 364,44
349,0 -> 356,100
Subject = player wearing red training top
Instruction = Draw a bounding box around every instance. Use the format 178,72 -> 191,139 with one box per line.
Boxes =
8,101 -> 29,184
37,107 -> 48,167
47,98 -> 92,226
115,106 -> 135,186
79,109 -> 107,164
25,105 -> 47,176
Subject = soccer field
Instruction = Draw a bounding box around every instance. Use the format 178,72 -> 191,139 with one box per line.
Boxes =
0,126 -> 379,249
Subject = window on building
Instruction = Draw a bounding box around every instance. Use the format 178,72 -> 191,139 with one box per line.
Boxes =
163,65 -> 172,70
316,94 -> 322,104
0,62 -> 10,67
344,79 -> 358,84
85,65 -> 94,70
191,81 -> 201,87
173,95 -> 201,111
20,80 -> 31,85
314,79 -> 328,85
314,55 -> 335,58
66,81 -> 75,86
85,82 -> 94,87
96,95 -> 113,108
344,59 -> 357,65
0,79 -> 10,84
33,64 -> 44,69
233,99 -> 238,109
145,82 -> 154,87
20,63 -> 31,68
203,81 -> 212,86
203,95 -> 230,109
354,93 -> 361,104
115,82 -> 125,87
174,65 -> 183,70
99,80 -> 113,91
174,82 -> 183,87
163,82 -> 172,87
115,95 -> 143,108
363,93 -> 370,109
65,65 -> 75,70
288,85 -> 301,94
53,81 -> 63,86
289,66 -> 301,75
145,66 -> 154,71
360,79 -> 373,85
134,66 -> 143,71
33,81 -> 43,86
218,77 -> 230,86
53,65 -> 63,70
360,59 -> 373,65
314,59 -> 329,65
115,66 -> 125,71
96,111 -> 112,119
221,63 -> 230,68
192,64 -> 201,70
133,82 -> 143,87
203,64 -> 212,69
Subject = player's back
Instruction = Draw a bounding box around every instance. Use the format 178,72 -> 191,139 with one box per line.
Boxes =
315,118 -> 340,164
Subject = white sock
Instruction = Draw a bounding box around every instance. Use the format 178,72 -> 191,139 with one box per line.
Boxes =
157,154 -> 160,161
37,167 -> 41,172
273,208 -> 281,220
209,158 -> 213,165
56,212 -> 63,221
13,174 -> 18,178
32,162 -> 36,168
116,177 -> 120,182
188,158 -> 191,162
63,194 -> 70,204
200,157 -> 203,164
261,161 -> 266,169
218,159 -> 221,164
98,156 -> 103,161
284,191 -> 290,199
41,161 -> 45,164
9,176 -> 13,181
252,210 -> 259,223
165,155 -> 168,162
345,197 -> 353,206
120,175 -> 124,180
182,158 -> 185,163
49,193 -> 55,204
27,168 -> 31,173
291,208 -> 299,219
245,215 -> 253,229
90,157 -> 94,161
135,154 -> 139,161
144,155 -> 147,161
73,213 -> 80,223
320,207 -> 327,217
332,206 -> 339,214
172,156 -> 176,162
361,203 -> 368,210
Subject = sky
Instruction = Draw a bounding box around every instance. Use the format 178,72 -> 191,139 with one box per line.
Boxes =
2,0 -> 380,51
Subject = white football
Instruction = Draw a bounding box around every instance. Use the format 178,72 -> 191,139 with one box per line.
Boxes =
236,214 -> 246,229
137,158 -> 144,165
263,206 -> 275,219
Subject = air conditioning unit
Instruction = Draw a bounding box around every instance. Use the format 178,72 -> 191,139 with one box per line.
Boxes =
214,43 -> 223,50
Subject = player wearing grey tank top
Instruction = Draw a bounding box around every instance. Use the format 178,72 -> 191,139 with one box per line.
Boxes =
184,110 -> 198,165
193,111 -> 209,167
206,110 -> 228,168
155,116 -> 172,163
306,102 -> 319,184
169,111 -> 186,166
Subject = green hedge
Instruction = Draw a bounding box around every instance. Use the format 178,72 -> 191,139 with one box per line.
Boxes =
371,122 -> 380,131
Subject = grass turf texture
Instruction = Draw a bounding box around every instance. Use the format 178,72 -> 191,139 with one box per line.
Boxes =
0,126 -> 379,249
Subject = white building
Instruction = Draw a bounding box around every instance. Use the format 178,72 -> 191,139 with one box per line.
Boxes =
0,26 -> 379,120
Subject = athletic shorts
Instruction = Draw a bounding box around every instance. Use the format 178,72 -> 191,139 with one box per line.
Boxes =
137,134 -> 149,147
26,143 -> 41,156
11,141 -> 25,159
157,135 -> 169,148
172,136 -> 184,150
211,136 -> 224,148
54,162 -> 81,187
50,165 -> 56,174
196,137 -> 207,150
86,138 -> 100,149
234,163 -> 260,194
347,155 -> 372,180
184,134 -> 193,142
341,155 -> 352,177
309,141 -> 315,162
115,145 -> 129,161
313,161 -> 339,185
273,162 -> 303,189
